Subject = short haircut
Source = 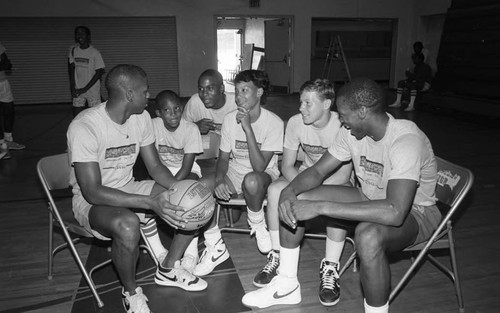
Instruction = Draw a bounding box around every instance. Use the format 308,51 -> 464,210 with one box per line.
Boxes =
74,25 -> 91,37
234,70 -> 270,104
156,90 -> 181,109
299,78 -> 335,102
336,77 -> 385,113
199,69 -> 223,85
105,64 -> 147,97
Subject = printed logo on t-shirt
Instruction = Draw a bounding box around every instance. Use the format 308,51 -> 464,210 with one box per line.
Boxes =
75,57 -> 90,64
158,145 -> 183,155
359,156 -> 383,176
235,140 -> 262,150
105,144 -> 136,159
302,144 -> 327,156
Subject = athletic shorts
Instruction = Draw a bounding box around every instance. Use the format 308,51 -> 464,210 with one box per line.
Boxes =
72,179 -> 155,240
226,165 -> 280,194
0,79 -> 14,103
358,188 -> 441,246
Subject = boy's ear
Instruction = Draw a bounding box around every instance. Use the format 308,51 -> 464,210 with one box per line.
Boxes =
323,99 -> 332,110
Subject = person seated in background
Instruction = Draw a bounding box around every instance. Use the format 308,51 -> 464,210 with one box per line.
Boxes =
183,69 -> 237,135
242,77 -> 440,313
67,64 -> 208,313
193,70 -> 284,277
389,52 -> 433,112
151,89 -> 204,273
253,78 -> 353,307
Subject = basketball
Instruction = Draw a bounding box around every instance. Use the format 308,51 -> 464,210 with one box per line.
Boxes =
168,179 -> 215,231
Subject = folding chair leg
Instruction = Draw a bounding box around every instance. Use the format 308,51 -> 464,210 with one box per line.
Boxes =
448,230 -> 465,313
48,213 -> 54,280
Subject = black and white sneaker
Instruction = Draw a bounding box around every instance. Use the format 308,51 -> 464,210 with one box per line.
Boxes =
318,258 -> 340,306
155,260 -> 207,291
253,250 -> 280,287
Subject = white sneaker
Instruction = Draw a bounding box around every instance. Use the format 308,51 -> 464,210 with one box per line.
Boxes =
249,220 -> 272,254
404,106 -> 415,112
122,286 -> 151,313
388,102 -> 401,108
0,143 -> 10,160
6,140 -> 25,150
155,260 -> 207,291
193,238 -> 230,276
242,275 -> 301,309
181,254 -> 199,273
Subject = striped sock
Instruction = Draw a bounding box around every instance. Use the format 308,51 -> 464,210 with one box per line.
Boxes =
141,218 -> 167,260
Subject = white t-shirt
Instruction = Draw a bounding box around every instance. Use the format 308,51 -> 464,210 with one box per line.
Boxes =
152,117 -> 203,175
285,112 -> 343,170
67,102 -> 155,195
68,44 -> 105,97
183,93 -> 237,135
328,114 -> 436,206
220,108 -> 284,175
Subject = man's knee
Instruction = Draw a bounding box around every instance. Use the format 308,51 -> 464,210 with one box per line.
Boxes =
110,214 -> 141,243
354,223 -> 386,261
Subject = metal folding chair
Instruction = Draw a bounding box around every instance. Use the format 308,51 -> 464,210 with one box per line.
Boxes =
37,153 -> 156,308
341,156 -> 473,312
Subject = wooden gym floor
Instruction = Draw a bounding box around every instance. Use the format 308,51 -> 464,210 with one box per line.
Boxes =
1,91 -> 499,312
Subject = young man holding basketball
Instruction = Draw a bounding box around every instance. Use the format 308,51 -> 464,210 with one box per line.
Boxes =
67,64 -> 208,313
194,70 -> 284,276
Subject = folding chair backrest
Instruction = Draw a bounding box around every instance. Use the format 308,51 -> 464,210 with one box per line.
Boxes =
435,157 -> 473,211
37,153 -> 71,191
434,156 -> 474,225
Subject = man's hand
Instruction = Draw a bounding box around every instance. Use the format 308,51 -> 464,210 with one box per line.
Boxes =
290,200 -> 321,222
278,187 -> 298,229
196,118 -> 216,135
151,189 -> 188,229
214,180 -> 232,201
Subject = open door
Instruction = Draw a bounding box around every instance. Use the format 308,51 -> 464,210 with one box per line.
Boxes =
264,18 -> 291,94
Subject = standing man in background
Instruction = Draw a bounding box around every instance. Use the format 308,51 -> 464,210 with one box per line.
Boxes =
68,25 -> 105,117
0,41 -> 25,161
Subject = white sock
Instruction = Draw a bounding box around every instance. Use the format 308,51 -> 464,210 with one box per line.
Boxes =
247,206 -> 265,225
4,133 -> 13,142
279,246 -> 300,278
364,299 -> 389,313
141,218 -> 167,259
325,237 -> 345,264
270,230 -> 280,251
408,96 -> 416,108
204,225 -> 222,246
184,236 -> 199,258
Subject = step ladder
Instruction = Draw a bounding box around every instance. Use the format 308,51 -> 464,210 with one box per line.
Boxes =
322,35 -> 351,83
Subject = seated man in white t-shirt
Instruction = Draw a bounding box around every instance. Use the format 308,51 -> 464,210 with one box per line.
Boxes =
67,64 -> 210,313
183,69 -> 237,136
252,79 -> 353,308
193,70 -> 284,277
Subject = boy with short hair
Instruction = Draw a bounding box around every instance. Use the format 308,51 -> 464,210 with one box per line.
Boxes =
152,90 -> 203,180
194,70 -> 284,276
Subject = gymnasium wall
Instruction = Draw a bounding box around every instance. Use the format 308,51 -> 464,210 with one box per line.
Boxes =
1,0 -> 451,100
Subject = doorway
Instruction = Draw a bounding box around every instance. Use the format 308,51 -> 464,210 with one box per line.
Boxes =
216,16 -> 293,94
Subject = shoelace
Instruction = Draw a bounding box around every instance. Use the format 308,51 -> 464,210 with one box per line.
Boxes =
126,290 -> 149,313
320,263 -> 338,290
261,253 -> 279,274
171,266 -> 195,283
